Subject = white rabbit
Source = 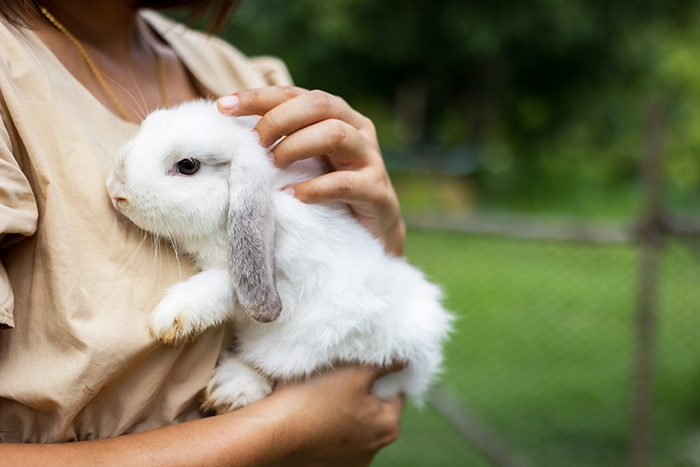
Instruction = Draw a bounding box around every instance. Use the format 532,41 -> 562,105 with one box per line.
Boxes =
106,100 -> 452,413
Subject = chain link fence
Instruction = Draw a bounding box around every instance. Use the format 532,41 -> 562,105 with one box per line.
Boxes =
372,105 -> 700,467
372,223 -> 700,467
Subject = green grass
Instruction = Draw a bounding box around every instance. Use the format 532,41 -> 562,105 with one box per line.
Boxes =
373,230 -> 700,467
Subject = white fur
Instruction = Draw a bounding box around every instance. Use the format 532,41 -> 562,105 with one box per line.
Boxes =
107,100 -> 453,412
203,350 -> 273,414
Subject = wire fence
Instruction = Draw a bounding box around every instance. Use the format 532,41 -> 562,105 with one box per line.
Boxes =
373,102 -> 700,467
373,221 -> 700,467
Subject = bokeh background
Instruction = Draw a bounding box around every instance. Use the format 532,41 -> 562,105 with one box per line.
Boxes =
187,1 -> 700,465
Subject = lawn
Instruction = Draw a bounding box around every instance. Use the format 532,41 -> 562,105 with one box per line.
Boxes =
373,230 -> 700,467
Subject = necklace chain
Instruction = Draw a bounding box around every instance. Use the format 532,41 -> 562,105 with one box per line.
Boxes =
39,6 -> 170,123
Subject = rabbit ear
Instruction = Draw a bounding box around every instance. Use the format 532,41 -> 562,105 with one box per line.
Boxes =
227,164 -> 283,323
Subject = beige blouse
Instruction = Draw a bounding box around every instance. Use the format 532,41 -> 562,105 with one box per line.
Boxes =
0,10 -> 292,442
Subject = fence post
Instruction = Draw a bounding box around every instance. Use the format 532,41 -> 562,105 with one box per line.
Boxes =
628,100 -> 666,467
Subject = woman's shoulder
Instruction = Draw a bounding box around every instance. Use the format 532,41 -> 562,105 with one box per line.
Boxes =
140,10 -> 293,95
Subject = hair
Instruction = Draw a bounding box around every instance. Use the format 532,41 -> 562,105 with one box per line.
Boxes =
0,0 -> 242,32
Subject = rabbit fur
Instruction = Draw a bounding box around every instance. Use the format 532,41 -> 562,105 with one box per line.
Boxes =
106,100 -> 452,413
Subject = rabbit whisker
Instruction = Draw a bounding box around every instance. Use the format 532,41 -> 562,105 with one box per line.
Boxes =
127,68 -> 149,119
128,226 -> 151,260
163,228 -> 183,282
107,73 -> 146,121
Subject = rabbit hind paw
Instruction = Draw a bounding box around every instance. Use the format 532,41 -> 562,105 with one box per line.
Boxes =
202,362 -> 273,414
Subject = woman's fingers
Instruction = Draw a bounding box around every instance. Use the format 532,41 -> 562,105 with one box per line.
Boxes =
371,394 -> 405,450
267,363 -> 405,465
257,90 -> 369,147
217,86 -> 405,256
217,85 -> 308,117
219,88 -> 370,147
353,361 -> 408,392
273,119 -> 373,169
359,363 -> 405,450
288,169 -> 404,257
289,170 -> 381,206
374,360 -> 408,378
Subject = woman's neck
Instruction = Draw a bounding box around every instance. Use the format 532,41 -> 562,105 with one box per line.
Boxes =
30,0 -> 203,123
36,0 -> 140,59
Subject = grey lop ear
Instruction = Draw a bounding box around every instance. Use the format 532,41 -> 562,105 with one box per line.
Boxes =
227,166 -> 282,323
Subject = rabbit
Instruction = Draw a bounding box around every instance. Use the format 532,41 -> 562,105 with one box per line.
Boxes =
106,100 -> 453,413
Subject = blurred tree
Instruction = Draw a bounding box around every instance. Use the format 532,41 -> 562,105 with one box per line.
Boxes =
177,0 -> 700,215
220,0 -> 689,141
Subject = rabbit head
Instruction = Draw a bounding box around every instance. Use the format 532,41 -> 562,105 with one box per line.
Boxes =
107,100 -> 282,323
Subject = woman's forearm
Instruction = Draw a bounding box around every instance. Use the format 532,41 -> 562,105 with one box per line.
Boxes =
1,401 -> 286,467
0,365 -> 403,467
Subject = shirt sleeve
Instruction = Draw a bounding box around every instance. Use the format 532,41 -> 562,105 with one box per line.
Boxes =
248,56 -> 294,87
0,109 -> 38,330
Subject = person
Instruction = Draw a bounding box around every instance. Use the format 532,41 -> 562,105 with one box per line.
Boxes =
0,0 -> 406,465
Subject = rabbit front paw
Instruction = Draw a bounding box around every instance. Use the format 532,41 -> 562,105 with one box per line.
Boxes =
149,287 -> 208,346
149,268 -> 233,346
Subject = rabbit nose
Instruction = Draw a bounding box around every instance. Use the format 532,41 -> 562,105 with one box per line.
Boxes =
113,196 -> 128,211
106,177 -> 129,208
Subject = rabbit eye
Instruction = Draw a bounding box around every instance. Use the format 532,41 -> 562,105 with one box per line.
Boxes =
176,159 -> 200,175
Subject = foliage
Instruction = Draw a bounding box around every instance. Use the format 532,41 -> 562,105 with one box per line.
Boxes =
199,0 -> 700,214
375,230 -> 700,467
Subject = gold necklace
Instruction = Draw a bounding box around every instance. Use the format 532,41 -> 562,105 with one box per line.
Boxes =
39,6 -> 170,123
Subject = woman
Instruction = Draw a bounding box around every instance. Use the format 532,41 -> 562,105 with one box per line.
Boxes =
0,0 -> 406,465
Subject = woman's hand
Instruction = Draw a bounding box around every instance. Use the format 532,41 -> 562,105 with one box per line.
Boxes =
266,364 -> 405,467
218,87 -> 406,256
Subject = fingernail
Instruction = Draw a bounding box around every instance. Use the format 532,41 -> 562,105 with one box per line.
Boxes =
218,95 -> 239,111
282,186 -> 295,197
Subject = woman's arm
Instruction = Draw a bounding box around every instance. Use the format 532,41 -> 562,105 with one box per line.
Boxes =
0,365 -> 403,467
218,86 -> 406,257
